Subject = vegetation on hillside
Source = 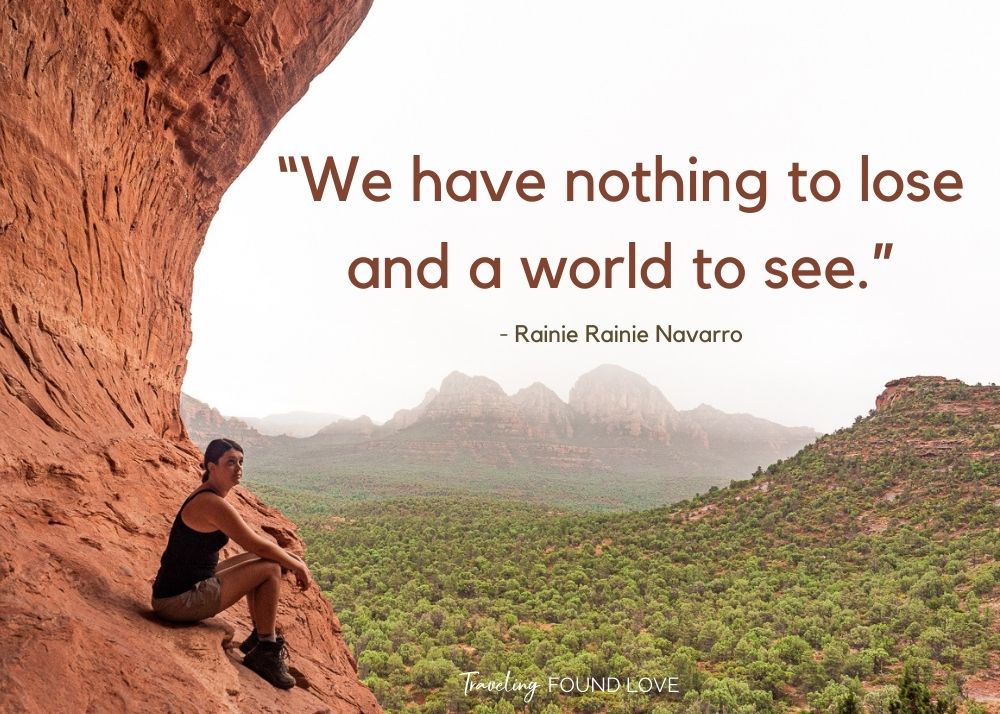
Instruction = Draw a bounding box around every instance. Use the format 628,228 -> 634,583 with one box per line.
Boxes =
252,379 -> 999,712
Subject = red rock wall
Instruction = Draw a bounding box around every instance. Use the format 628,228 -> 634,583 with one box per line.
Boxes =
0,1 -> 379,711
875,376 -> 949,412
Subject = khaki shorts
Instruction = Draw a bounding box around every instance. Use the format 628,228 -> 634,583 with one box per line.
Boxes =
151,577 -> 223,622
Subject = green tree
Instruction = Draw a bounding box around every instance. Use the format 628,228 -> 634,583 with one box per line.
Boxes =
412,657 -> 460,689
887,664 -> 956,714
837,692 -> 862,714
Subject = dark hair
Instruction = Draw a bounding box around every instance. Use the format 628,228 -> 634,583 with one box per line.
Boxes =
201,438 -> 244,483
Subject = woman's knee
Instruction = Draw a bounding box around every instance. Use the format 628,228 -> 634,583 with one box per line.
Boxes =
259,560 -> 282,582
216,552 -> 261,574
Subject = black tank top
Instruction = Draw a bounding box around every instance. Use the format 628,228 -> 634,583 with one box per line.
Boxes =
152,488 -> 230,599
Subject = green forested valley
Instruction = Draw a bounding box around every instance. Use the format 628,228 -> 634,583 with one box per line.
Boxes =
249,378 -> 999,713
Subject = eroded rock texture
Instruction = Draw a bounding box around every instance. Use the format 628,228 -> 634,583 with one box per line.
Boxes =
0,1 -> 378,711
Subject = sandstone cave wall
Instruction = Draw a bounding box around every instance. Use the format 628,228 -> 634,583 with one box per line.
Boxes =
0,2 -> 378,711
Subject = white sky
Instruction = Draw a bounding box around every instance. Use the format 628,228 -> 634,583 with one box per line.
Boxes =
183,1 -> 1000,434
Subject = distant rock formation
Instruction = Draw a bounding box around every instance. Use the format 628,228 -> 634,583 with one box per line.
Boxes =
834,376 -> 999,461
677,403 -> 817,472
247,366 -> 819,488
569,364 -> 679,443
315,414 -> 381,444
0,2 -> 378,712
181,393 -> 263,447
380,388 -> 438,432
512,382 -> 575,440
420,371 -> 523,433
876,375 -> 951,413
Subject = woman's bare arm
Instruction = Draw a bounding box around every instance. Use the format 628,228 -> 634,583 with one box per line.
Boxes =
195,495 -> 311,587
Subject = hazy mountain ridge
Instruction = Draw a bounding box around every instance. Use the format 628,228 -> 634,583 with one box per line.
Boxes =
181,396 -> 350,443
189,365 -> 819,509
313,365 -> 816,466
242,410 -> 346,437
315,364 -> 814,447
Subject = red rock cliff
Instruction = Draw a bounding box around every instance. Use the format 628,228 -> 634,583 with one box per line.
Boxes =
0,1 -> 379,712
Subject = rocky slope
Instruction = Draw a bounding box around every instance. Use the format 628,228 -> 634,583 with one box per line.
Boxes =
656,376 -> 1000,710
0,2 -> 378,712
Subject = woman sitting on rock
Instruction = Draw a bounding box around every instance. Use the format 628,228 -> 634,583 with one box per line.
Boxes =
151,438 -> 312,689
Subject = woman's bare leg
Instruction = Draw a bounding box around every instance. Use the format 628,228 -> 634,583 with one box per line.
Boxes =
249,567 -> 280,636
216,552 -> 262,626
246,589 -> 256,627
215,560 -> 282,635
216,551 -> 260,575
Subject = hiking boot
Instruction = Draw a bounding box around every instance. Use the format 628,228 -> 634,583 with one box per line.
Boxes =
243,636 -> 296,689
238,628 -> 259,655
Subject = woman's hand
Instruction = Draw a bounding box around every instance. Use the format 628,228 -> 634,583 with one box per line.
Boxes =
292,560 -> 312,590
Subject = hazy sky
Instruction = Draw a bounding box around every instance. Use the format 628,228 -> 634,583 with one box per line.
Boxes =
183,1 -> 1000,434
